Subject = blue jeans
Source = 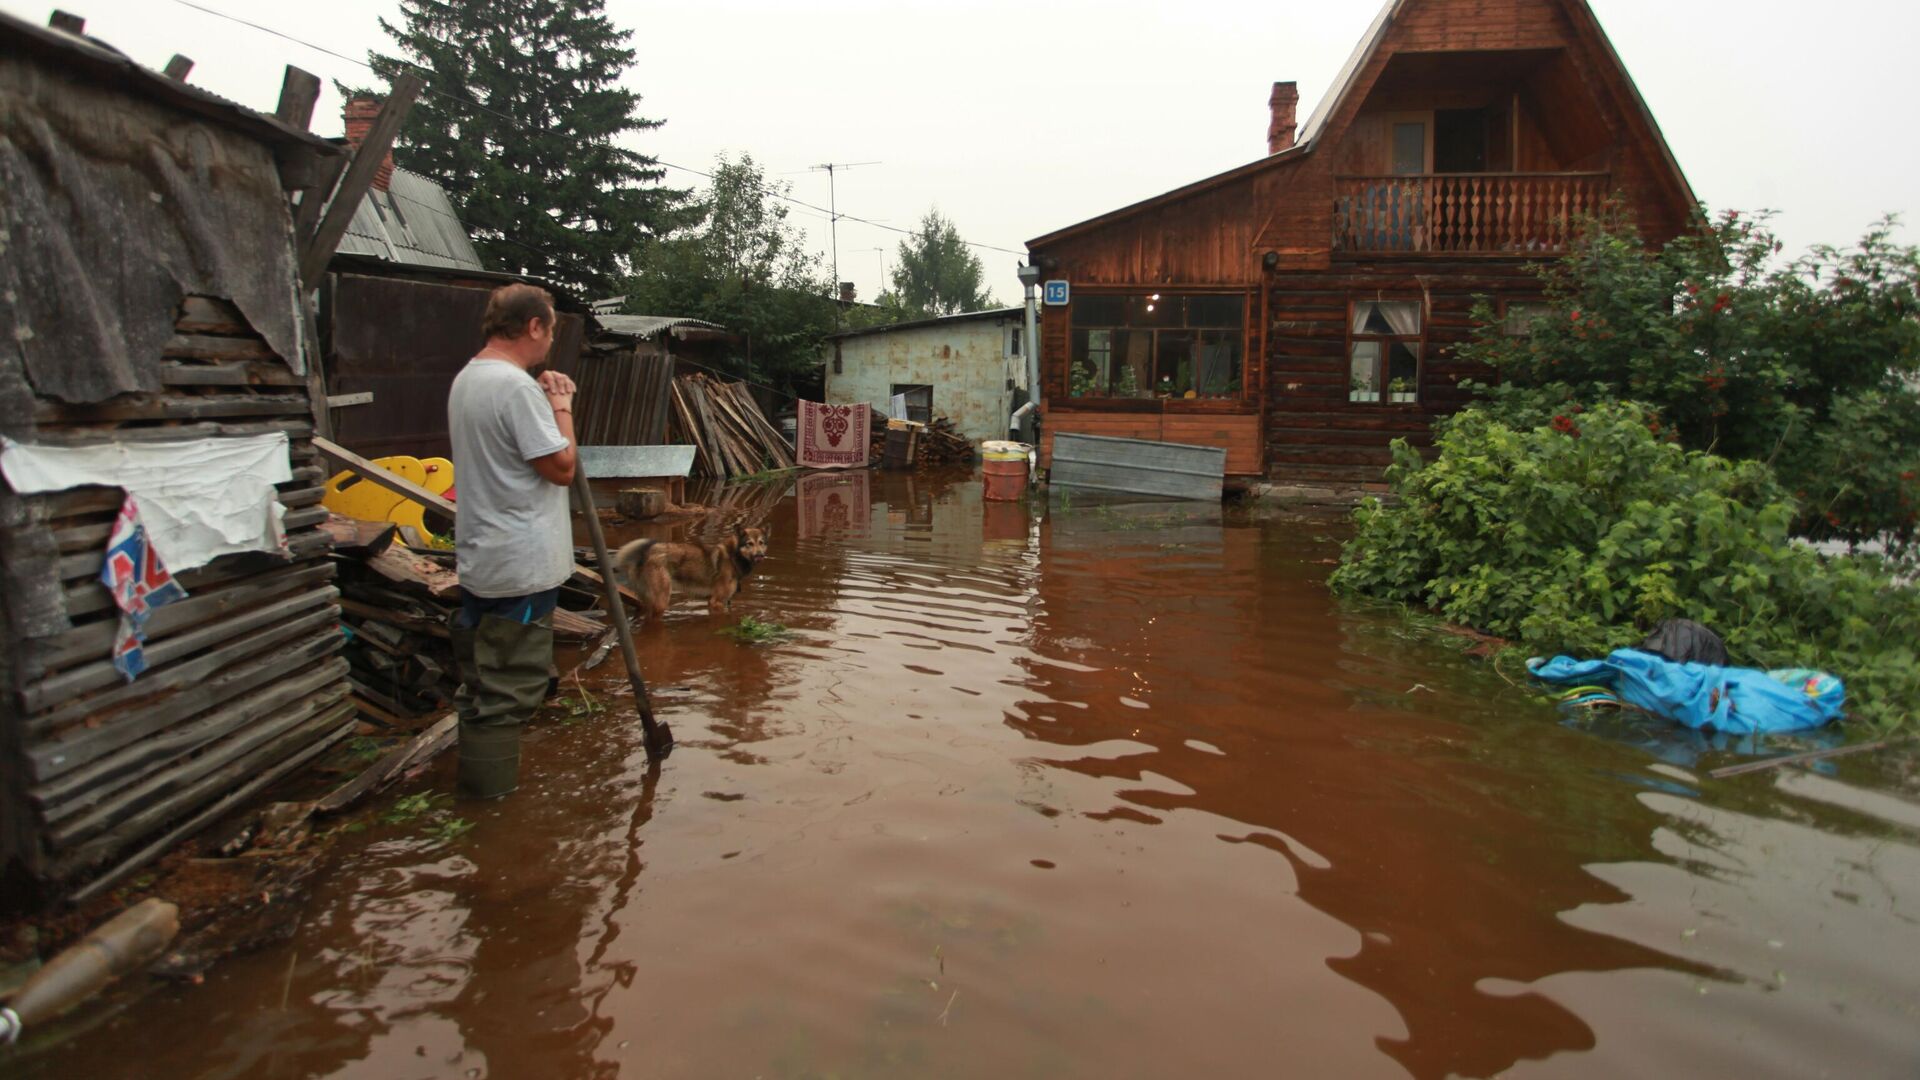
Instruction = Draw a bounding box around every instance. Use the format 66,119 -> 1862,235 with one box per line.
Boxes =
456,587 -> 560,629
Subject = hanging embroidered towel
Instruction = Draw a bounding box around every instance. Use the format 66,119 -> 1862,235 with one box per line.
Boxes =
100,495 -> 190,678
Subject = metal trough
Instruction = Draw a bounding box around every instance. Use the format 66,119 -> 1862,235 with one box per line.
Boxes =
1048,433 -> 1226,502
576,444 -> 696,478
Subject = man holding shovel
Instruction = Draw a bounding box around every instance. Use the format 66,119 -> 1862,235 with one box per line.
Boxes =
446,283 -> 577,799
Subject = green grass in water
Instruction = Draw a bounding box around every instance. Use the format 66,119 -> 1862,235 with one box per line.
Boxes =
719,614 -> 791,644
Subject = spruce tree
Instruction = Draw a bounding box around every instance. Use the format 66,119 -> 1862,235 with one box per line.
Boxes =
358,0 -> 681,295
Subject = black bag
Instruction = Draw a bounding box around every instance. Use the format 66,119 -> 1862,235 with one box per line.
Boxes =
1638,618 -> 1729,667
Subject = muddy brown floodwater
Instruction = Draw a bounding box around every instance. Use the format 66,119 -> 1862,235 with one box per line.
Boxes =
14,469 -> 1920,1078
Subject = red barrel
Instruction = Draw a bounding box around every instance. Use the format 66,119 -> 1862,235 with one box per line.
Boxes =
982,442 -> 1030,502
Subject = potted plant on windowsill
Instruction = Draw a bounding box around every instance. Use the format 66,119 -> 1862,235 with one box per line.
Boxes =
1387,377 -> 1416,404
1349,373 -> 1375,403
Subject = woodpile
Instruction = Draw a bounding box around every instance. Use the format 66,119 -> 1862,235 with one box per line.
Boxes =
870,415 -> 976,470
328,519 -> 606,729
668,373 -> 795,480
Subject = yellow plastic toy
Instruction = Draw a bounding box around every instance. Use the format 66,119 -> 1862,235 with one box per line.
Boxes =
322,455 -> 456,542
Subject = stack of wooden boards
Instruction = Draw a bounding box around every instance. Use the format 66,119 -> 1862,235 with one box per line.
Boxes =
668,373 -> 795,480
326,518 -> 607,728
870,415 -> 975,469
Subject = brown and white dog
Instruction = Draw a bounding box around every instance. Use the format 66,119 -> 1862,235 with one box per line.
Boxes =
611,525 -> 769,623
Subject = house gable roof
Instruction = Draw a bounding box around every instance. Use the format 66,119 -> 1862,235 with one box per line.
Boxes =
1028,0 -> 1694,251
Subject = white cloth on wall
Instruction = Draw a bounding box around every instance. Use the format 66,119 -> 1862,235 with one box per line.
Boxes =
1,433 -> 293,570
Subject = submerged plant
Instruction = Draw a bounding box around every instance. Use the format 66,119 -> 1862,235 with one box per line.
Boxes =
719,614 -> 791,644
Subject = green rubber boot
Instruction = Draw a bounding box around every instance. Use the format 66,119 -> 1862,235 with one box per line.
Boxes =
453,612 -> 554,800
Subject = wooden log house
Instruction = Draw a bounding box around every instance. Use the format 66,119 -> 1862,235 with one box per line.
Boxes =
0,12 -> 356,900
1027,0 -> 1697,487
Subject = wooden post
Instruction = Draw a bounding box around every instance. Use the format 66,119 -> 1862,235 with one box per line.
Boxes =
274,65 -> 322,130
299,74 -> 422,288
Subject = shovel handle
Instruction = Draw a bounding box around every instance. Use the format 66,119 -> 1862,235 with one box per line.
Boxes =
571,470 -> 669,760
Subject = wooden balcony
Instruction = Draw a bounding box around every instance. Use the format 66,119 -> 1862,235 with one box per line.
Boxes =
1332,172 -> 1610,256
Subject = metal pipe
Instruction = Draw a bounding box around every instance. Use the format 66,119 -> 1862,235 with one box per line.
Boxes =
1022,278 -> 1041,418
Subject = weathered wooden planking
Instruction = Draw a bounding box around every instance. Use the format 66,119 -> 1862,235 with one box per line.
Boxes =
173,296 -> 250,336
30,562 -> 336,675
35,392 -> 312,424
314,711 -> 455,815
1049,433 -> 1226,502
59,526 -> 332,620
18,585 -> 340,714
44,664 -> 351,844
157,359 -> 305,387
65,711 -> 356,903
27,621 -> 346,781
53,503 -> 328,583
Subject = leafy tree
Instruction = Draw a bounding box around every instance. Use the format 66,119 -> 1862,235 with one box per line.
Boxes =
624,154 -> 838,397
356,0 -> 682,294
1460,210 -> 1920,549
888,209 -> 999,316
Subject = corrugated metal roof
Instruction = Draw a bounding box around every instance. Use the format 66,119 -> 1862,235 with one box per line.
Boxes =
594,314 -> 728,338
336,167 -> 485,270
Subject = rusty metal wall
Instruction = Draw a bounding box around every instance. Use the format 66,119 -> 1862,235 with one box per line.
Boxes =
324,272 -> 585,459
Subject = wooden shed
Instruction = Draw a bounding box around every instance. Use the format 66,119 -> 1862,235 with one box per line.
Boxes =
1027,0 -> 1696,488
321,255 -> 591,460
0,12 -> 353,900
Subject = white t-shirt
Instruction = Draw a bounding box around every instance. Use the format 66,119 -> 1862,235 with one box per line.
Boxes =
447,358 -> 572,597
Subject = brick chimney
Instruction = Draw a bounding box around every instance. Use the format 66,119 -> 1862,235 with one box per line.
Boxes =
343,95 -> 396,192
1267,81 -> 1299,155
838,281 -> 857,304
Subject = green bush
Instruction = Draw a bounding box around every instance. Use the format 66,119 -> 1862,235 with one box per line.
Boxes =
1459,211 -> 1920,552
1330,403 -> 1920,730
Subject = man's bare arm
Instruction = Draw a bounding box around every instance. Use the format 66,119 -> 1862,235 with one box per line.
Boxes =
531,370 -> 577,486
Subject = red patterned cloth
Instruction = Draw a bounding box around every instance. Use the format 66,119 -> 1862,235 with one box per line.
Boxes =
797,400 -> 871,469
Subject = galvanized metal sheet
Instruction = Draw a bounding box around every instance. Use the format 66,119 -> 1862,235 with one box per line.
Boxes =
1049,433 -> 1225,502
577,444 -> 695,478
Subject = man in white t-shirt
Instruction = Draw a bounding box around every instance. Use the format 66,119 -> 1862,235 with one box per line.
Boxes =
446,283 -> 577,799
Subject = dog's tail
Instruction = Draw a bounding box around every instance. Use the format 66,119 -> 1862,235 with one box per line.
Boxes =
610,538 -> 657,589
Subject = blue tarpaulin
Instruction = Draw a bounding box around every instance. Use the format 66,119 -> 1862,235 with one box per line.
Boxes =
1529,649 -> 1845,734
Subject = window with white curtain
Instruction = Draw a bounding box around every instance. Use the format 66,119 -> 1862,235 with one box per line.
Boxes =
1348,300 -> 1422,404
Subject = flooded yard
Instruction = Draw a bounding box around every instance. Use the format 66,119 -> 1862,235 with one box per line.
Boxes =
17,469 -> 1920,1079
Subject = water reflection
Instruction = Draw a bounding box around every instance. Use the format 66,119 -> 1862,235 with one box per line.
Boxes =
15,471 -> 1919,1079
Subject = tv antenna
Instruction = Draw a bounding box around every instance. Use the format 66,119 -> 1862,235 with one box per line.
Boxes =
811,161 -> 880,321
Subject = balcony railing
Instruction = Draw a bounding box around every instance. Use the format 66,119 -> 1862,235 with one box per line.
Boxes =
1332,172 -> 1611,256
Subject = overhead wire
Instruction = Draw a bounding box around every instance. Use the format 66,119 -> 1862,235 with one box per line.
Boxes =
166,0 -> 1028,260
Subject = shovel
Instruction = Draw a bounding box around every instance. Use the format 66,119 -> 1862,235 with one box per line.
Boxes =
571,469 -> 673,762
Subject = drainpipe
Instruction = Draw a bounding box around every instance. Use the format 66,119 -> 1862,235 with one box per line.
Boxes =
1012,262 -> 1043,440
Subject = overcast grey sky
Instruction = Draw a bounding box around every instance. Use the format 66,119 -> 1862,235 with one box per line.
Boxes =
10,0 -> 1915,304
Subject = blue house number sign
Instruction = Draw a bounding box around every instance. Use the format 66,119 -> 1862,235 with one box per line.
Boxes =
1043,280 -> 1070,306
